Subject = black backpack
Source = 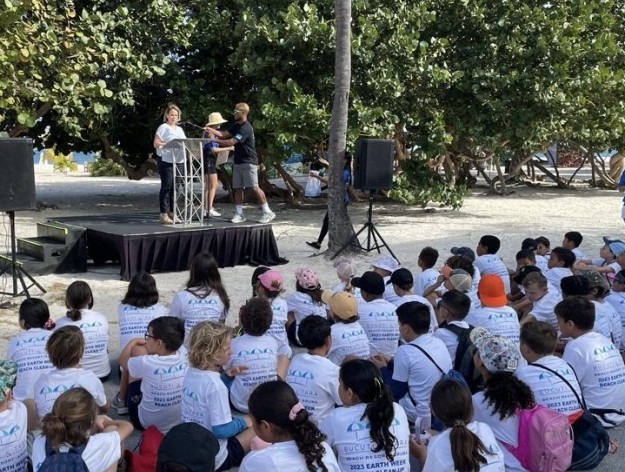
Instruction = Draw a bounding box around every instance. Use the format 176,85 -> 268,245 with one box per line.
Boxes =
440,322 -> 483,393
39,439 -> 89,472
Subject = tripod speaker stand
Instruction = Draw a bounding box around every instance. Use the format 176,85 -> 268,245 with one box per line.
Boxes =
0,211 -> 46,298
331,191 -> 399,262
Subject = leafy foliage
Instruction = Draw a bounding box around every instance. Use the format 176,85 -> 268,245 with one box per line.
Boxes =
90,156 -> 126,177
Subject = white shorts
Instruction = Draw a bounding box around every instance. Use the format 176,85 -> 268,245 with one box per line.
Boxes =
621,204 -> 625,219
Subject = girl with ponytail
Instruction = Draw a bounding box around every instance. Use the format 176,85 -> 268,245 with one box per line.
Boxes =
239,380 -> 340,472
320,359 -> 411,471
414,378 -> 505,471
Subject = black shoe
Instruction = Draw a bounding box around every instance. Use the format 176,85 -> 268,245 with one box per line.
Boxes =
306,241 -> 321,250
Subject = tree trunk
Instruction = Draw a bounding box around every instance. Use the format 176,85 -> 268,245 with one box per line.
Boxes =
327,0 -> 355,253
609,151 -> 624,182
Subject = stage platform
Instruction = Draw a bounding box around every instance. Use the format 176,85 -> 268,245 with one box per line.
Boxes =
48,213 -> 288,281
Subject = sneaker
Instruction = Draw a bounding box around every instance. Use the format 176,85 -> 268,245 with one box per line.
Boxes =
306,241 -> 321,250
112,393 -> 128,415
231,214 -> 247,223
209,208 -> 221,217
258,211 -> 276,224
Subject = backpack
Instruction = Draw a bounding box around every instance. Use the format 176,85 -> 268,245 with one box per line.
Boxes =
39,439 -> 89,472
440,322 -> 483,393
124,425 -> 164,472
505,404 -> 573,472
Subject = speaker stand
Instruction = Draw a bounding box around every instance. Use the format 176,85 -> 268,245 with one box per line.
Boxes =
0,211 -> 46,298
331,191 -> 399,262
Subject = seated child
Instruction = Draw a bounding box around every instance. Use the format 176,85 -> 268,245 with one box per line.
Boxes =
0,359 -> 27,472
433,290 -> 472,360
516,321 -> 583,414
170,252 -> 229,341
157,422 -> 220,472
562,231 -> 585,260
521,238 -> 549,272
253,269 -> 291,361
285,267 -> 327,347
411,377 -> 505,472
583,271 -> 622,348
556,296 -> 625,427
286,315 -> 342,423
466,274 -> 521,347
225,298 -> 287,413
389,268 -> 437,332
545,247 -> 575,294
369,255 -> 401,305
605,270 -> 625,345
181,321 -> 254,471
320,359 -> 410,471
32,387 -> 133,472
574,236 -> 624,276
535,236 -> 551,259
475,235 -> 511,294
239,380 -> 340,471
120,316 -> 187,434
322,290 -> 370,366
373,302 -> 452,428
352,271 -> 399,357
55,280 -> 110,379
413,246 -> 440,297
521,271 -> 561,331
34,326 -> 108,420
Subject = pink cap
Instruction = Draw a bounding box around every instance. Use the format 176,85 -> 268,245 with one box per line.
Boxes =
258,269 -> 284,291
295,267 -> 320,289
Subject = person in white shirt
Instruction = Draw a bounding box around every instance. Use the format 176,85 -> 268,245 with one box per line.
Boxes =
605,270 -> 625,348
520,270 -> 561,331
389,268 -> 437,332
520,238 -> 549,272
516,321 -> 583,414
411,377 -> 505,472
55,280 -> 110,379
556,296 -> 625,427
352,271 -> 399,357
285,267 -> 327,346
323,290 -> 370,366
544,247 -> 575,294
371,302 -> 452,427
0,359 -> 28,472
170,252 -> 229,342
225,298 -> 288,413
34,326 -> 108,421
239,380 -> 340,472
115,271 -> 168,415
331,258 -> 363,304
475,235 -> 511,294
320,359 -> 411,472
562,231 -> 585,260
573,236 -> 624,278
413,246 -> 440,297
181,321 -> 255,471
467,274 -> 521,346
32,387 -> 133,472
583,270 -> 623,348
286,315 -> 342,423
470,327 -> 531,471
7,298 -> 54,429
434,290 -> 473,361
120,316 -> 187,434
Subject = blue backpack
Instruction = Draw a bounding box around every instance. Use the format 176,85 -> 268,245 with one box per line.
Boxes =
39,439 -> 89,472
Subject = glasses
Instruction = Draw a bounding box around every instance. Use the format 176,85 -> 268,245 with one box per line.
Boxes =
144,332 -> 157,340
233,109 -> 243,114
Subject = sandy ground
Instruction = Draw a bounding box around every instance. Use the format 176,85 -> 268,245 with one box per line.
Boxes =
2,165 -> 625,469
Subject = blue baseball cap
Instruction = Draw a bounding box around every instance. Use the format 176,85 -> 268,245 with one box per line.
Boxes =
602,237 -> 625,257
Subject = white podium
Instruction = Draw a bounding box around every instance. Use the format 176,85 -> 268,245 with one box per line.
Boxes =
162,138 -> 207,226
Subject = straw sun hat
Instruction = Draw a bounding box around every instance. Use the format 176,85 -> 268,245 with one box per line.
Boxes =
205,112 -> 227,126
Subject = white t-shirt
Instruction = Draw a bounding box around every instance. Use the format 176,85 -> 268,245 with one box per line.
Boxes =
7,328 -> 54,400
285,291 -> 327,344
34,367 -> 107,420
320,402 -> 411,472
535,255 -> 549,272
394,294 -> 438,333
127,350 -> 188,433
465,305 -> 521,347
180,367 -> 232,469
592,300 -> 622,348
170,288 -> 227,342
422,421 -> 505,472
572,247 -> 585,260
327,321 -> 371,366
433,320 -> 470,360
0,400 -> 27,472
117,302 -> 168,352
155,122 -> 186,164
475,255 -> 511,294
605,291 -> 625,348
515,355 -> 583,414
32,430 -> 121,472
383,275 -> 401,305
55,310 -> 110,378
563,331 -> 625,426
528,288 -> 561,332
286,353 -> 342,423
544,267 -> 573,294
225,333 -> 279,413
239,439 -> 340,472
332,283 -> 364,305
358,298 -> 400,357
393,335 -> 452,422
472,392 -> 528,472
414,268 -> 440,297
267,297 -> 292,358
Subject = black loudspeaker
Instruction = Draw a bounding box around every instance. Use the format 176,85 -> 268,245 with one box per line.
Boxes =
0,138 -> 36,211
353,138 -> 394,190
